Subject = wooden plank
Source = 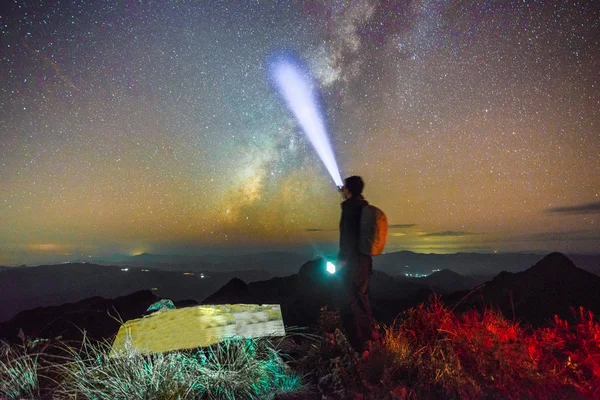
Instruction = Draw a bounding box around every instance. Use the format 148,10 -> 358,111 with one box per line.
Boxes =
110,304 -> 285,356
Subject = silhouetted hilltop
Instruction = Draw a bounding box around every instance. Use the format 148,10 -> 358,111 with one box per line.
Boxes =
526,252 -> 581,276
205,258 -> 346,304
204,258 -> 434,327
0,290 -> 159,342
414,269 -> 478,293
447,252 -> 600,326
203,278 -> 250,303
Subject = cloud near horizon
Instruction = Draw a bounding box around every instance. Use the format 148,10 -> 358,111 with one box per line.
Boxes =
546,201 -> 600,214
421,231 -> 482,237
507,230 -> 600,242
307,223 -> 416,232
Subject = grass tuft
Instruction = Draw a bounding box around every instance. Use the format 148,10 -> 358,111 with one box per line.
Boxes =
0,341 -> 40,400
54,335 -> 198,400
193,337 -> 302,400
51,333 -> 301,400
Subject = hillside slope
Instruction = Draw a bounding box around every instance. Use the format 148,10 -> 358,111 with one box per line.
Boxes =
446,252 -> 600,326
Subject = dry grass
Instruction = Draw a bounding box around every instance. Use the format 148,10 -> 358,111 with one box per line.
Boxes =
54,336 -> 199,399
0,333 -> 301,400
0,341 -> 40,400
2,298 -> 599,399
299,296 -> 600,400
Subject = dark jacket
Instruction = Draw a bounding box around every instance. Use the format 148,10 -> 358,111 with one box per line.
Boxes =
338,195 -> 369,264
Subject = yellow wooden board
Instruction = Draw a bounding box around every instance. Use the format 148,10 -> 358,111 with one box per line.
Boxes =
110,304 -> 285,356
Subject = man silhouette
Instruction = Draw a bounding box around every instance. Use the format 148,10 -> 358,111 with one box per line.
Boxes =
337,175 -> 374,353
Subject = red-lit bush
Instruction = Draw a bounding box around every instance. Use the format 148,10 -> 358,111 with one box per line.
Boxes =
306,297 -> 600,399
532,307 -> 600,398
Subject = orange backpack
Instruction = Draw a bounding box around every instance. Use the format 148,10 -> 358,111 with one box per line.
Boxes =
358,205 -> 388,256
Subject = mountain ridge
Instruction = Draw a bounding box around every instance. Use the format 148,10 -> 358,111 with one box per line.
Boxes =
2,252 -> 599,343
446,252 -> 600,326
0,263 -> 274,322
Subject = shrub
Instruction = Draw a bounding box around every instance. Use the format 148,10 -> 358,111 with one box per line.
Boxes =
193,337 -> 302,400
378,296 -> 478,399
312,296 -> 600,400
54,336 -> 199,400
533,307 -> 600,398
0,341 -> 40,400
54,334 -> 301,400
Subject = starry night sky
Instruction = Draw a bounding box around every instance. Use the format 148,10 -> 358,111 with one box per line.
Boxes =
1,1 -> 598,265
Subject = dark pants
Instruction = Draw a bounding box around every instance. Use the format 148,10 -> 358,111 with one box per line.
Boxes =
338,253 -> 373,352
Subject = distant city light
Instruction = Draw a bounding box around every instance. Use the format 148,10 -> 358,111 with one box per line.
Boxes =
405,273 -> 428,278
120,268 -> 129,272
183,272 -> 194,276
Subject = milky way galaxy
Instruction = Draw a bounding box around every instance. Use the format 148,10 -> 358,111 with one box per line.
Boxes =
0,1 -> 598,264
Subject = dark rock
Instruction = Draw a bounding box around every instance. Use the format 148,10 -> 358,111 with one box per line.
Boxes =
173,298 -> 199,308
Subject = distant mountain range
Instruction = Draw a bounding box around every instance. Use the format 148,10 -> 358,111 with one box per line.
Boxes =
0,258 -> 437,341
0,263 -> 273,322
408,269 -> 484,293
204,252 -> 600,328
0,290 -> 162,342
201,259 -> 438,327
7,250 -> 598,277
2,252 -> 599,343
91,251 -> 313,276
4,250 -> 599,277
373,251 -> 600,276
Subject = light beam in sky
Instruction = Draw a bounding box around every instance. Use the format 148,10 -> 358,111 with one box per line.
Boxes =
270,56 -> 343,188
0,1 -> 598,264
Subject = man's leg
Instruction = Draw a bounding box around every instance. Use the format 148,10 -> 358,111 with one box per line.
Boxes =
336,267 -> 354,339
349,254 -> 373,352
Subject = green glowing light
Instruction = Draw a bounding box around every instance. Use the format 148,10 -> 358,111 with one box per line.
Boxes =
326,261 -> 336,274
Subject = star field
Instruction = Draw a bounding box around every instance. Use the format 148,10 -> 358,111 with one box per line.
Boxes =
0,0 -> 598,265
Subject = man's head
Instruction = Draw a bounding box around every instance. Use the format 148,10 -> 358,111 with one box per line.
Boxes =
342,176 -> 364,199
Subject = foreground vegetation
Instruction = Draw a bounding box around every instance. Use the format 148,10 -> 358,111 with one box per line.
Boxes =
303,297 -> 600,399
1,335 -> 301,400
2,296 -> 599,399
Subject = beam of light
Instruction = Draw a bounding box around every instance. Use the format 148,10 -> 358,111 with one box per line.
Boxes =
270,56 -> 343,187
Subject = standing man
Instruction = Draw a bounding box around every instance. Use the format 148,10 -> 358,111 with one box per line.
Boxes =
337,175 -> 374,353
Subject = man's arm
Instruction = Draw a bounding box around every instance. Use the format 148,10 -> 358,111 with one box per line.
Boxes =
337,203 -> 355,265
